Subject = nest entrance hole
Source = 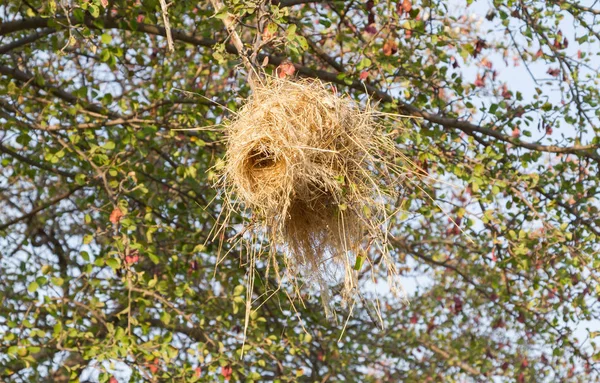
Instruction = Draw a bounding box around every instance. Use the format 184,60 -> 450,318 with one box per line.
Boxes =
244,144 -> 287,192
248,146 -> 277,169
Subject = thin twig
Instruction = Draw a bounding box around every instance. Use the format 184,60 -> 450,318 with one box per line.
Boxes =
158,0 -> 174,51
209,0 -> 258,89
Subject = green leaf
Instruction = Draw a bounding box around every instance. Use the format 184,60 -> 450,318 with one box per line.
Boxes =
357,57 -> 372,70
161,311 -> 171,325
28,281 -> 39,293
353,255 -> 365,271
89,4 -> 100,17
103,141 -> 116,150
106,258 -> 120,270
75,173 -> 87,185
101,33 -> 112,44
295,35 -> 309,50
148,252 -> 160,264
233,285 -> 244,296
214,7 -> 230,20
286,25 -> 297,40
83,234 -> 94,245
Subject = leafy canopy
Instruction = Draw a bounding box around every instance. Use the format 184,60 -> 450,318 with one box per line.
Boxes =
1,0 -> 600,382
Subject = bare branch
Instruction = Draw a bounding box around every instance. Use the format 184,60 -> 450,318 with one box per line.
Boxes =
158,0 -> 175,52
419,340 -> 483,377
0,28 -> 55,54
0,142 -> 76,178
0,186 -> 83,231
209,0 -> 258,89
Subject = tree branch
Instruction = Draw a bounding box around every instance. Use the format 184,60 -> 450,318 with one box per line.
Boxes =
419,340 -> 483,377
0,28 -> 55,55
0,64 -> 120,119
0,142 -> 76,178
209,0 -> 258,88
0,186 -> 83,231
277,0 -> 326,7
2,16 -> 598,159
0,17 -> 50,36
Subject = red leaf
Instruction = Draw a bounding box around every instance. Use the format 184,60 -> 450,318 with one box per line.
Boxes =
473,38 -> 487,58
547,68 -> 560,77
364,24 -> 377,34
125,252 -> 139,265
500,84 -> 511,99
553,30 -> 563,49
195,367 -> 202,377
535,48 -> 543,58
277,61 -> 296,78
109,378 -> 118,383
109,207 -> 124,224
101,0 -> 109,7
453,296 -> 463,313
513,106 -> 525,117
401,0 -> 412,14
426,319 -> 435,333
368,12 -> 375,25
480,57 -> 492,69
222,365 -> 233,380
474,73 -> 485,87
359,71 -> 369,81
511,127 -> 520,138
451,57 -> 460,68
396,1 -> 402,16
262,25 -> 275,40
383,40 -> 398,56
553,39 -> 560,49
149,358 -> 159,373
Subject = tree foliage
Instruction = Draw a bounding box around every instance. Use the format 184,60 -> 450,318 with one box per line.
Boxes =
1,0 -> 600,381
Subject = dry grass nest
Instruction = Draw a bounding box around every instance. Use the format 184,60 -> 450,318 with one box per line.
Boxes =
217,77 -> 409,317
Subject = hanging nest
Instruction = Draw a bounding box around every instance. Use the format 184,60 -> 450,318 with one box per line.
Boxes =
218,76 -> 408,316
